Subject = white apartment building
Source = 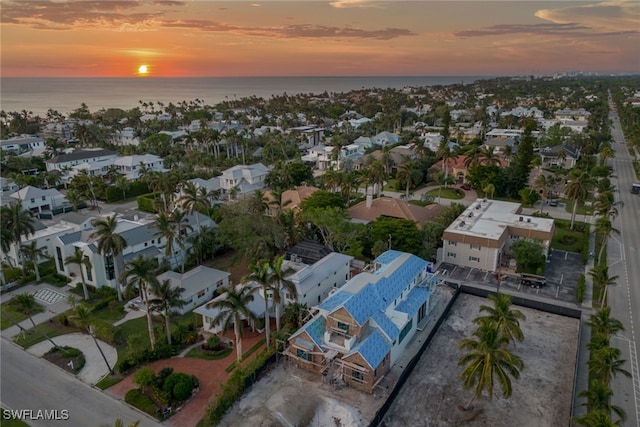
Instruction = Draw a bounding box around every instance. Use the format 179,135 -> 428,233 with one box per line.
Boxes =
441,199 -> 555,272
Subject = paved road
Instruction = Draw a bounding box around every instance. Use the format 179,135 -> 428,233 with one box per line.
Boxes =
607,102 -> 640,426
0,340 -> 161,427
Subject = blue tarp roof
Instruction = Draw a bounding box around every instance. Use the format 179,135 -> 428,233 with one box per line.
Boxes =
348,329 -> 390,369
395,286 -> 430,319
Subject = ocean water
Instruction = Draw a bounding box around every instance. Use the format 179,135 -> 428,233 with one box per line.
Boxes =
0,76 -> 490,117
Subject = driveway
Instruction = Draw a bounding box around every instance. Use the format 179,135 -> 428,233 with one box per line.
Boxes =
27,332 -> 118,385
107,325 -> 266,427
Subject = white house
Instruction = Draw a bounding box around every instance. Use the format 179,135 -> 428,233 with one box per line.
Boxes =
1,221 -> 76,270
219,163 -> 269,198
114,154 -> 167,180
372,131 -> 401,147
156,266 -> 230,314
194,284 -> 265,335
46,149 -> 118,173
283,252 -> 354,307
0,136 -> 46,156
52,211 -> 216,293
7,186 -> 70,216
0,177 -> 20,195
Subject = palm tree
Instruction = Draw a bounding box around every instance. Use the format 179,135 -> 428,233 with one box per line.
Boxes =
177,181 -> 209,232
595,217 -> 619,266
589,264 -> 619,307
65,248 -> 92,300
587,306 -> 625,341
367,161 -> 386,197
149,279 -> 186,345
396,157 -> 423,200
474,293 -> 526,344
458,321 -> 524,409
2,201 -> 35,275
115,176 -> 130,201
70,304 -> 113,374
90,215 -> 126,302
599,144 -> 615,167
267,255 -> 298,333
13,293 -> 59,349
589,345 -> 631,380
121,256 -> 159,350
565,170 -> 590,230
153,211 -> 177,267
20,242 -> 45,282
483,183 -> 496,200
208,284 -> 258,362
170,208 -> 193,273
436,141 -> 454,188
533,174 -> 550,214
65,188 -> 85,212
578,379 -> 626,422
479,146 -> 501,166
573,409 -> 622,427
246,261 -> 273,348
463,145 -> 483,169
593,192 -> 623,220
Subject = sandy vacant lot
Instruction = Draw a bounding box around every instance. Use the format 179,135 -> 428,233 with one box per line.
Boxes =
219,291 -> 579,427
383,293 -> 579,427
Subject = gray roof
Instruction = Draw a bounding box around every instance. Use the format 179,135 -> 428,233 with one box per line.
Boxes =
288,252 -> 354,296
123,246 -> 161,263
47,149 -> 116,164
157,266 -> 229,297
118,224 -> 156,247
59,211 -> 94,225
59,231 -> 82,244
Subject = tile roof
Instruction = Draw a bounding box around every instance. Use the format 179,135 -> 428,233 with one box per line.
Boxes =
348,197 -> 444,228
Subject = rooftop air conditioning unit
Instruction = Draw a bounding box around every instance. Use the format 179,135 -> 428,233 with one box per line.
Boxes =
468,212 -> 474,218
460,221 -> 466,227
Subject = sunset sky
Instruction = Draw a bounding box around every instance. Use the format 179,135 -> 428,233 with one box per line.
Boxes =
1,0 -> 638,77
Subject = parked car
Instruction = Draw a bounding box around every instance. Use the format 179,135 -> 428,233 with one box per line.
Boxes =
549,199 -> 558,207
460,184 -> 471,191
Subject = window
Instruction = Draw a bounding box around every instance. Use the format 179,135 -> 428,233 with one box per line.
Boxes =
30,198 -> 35,203
399,319 -> 413,344
216,279 -> 224,287
469,256 -> 480,262
56,247 -> 65,271
470,244 -> 481,250
352,369 -> 365,383
84,256 -> 92,281
448,241 -> 457,246
104,255 -> 115,280
337,321 -> 350,333
447,252 -> 456,258
296,349 -> 312,362
197,289 -> 206,298
42,196 -> 46,201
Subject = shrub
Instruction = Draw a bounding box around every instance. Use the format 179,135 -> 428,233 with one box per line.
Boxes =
42,273 -> 70,287
125,389 -> 160,420
205,335 -> 222,350
577,274 -> 586,304
137,193 -> 159,213
56,313 -> 69,326
2,266 -> 23,283
97,286 -> 118,299
157,367 -> 174,386
134,367 -> 156,392
163,373 -> 198,403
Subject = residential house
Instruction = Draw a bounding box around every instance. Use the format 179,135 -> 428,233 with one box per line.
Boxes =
194,284 -> 265,335
0,177 -> 20,195
0,136 -> 46,157
46,149 -> 118,173
372,131 -> 401,147
156,266 -> 230,314
554,108 -> 591,122
433,155 -> 507,184
52,211 -> 215,293
485,128 -> 540,139
348,196 -> 444,228
285,250 -> 438,393
264,185 -> 319,216
219,163 -> 269,198
539,145 -> 581,169
483,136 -> 518,154
441,199 -> 555,272
1,220 -> 74,270
7,186 -> 70,216
114,154 -> 167,180
283,252 -> 354,307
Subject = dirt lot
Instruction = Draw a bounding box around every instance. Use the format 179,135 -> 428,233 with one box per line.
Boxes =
382,293 -> 579,427
218,291 -> 579,427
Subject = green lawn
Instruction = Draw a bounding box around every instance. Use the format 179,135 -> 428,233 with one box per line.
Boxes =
425,187 -> 465,200
561,199 -> 594,216
1,301 -> 44,331
551,218 -> 589,255
14,322 -> 76,349
95,374 -> 124,390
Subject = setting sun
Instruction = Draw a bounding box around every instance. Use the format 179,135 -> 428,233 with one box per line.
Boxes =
138,65 -> 148,75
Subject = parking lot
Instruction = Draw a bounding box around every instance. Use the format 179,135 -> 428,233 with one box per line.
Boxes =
437,248 -> 584,303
